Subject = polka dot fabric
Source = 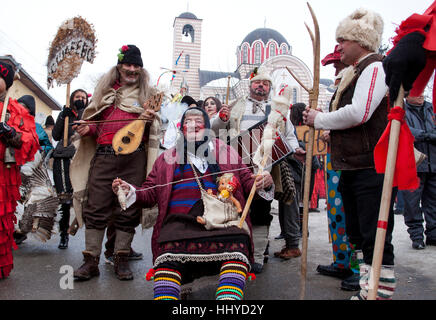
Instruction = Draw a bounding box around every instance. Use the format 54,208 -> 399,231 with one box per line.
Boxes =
326,153 -> 352,270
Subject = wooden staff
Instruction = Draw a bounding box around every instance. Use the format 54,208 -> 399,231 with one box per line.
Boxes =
1,88 -> 12,123
226,75 -> 231,105
63,83 -> 71,147
286,2 -> 320,300
367,86 -> 405,300
238,152 -> 268,229
1,72 -> 20,122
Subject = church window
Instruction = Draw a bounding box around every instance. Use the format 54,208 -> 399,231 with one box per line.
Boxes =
254,43 -> 261,64
292,88 -> 297,104
243,45 -> 248,63
281,44 -> 287,55
185,55 -> 190,69
269,43 -> 276,57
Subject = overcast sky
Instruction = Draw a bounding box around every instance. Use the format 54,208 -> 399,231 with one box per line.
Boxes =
0,0 -> 431,108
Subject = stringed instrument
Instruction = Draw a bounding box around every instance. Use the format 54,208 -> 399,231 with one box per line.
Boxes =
112,92 -> 164,155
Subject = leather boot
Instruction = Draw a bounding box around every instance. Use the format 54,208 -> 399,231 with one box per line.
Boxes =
73,228 -> 105,281
73,251 -> 100,281
114,250 -> 133,280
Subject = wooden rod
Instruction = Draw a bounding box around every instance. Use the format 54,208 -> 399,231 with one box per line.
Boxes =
63,83 -> 71,147
367,86 -> 405,300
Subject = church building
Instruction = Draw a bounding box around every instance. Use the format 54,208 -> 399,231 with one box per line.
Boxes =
171,11 -> 334,109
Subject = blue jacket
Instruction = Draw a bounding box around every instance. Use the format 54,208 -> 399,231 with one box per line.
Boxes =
35,122 -> 53,154
404,100 -> 436,173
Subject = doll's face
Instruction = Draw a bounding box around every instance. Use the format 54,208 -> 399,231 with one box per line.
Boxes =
226,184 -> 235,193
218,179 -> 227,191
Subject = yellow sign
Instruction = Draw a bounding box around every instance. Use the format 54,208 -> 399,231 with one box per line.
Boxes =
296,125 -> 327,156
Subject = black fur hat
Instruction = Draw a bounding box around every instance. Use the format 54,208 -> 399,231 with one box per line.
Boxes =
0,62 -> 15,90
117,44 -> 143,67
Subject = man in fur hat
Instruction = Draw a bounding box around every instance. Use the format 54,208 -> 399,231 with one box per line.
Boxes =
303,8 -> 397,300
224,66 -> 305,273
71,45 -> 161,281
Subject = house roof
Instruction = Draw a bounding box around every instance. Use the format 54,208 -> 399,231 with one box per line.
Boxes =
199,70 -> 240,87
0,55 -> 62,111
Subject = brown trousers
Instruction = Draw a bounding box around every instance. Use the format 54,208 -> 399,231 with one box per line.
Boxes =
83,149 -> 147,233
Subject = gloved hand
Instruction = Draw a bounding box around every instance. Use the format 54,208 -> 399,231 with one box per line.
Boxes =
383,32 -> 427,102
61,107 -> 75,118
0,122 -> 16,138
424,130 -> 436,143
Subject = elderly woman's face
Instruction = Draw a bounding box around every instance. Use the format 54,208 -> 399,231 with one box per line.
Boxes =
204,98 -> 218,117
182,113 -> 206,142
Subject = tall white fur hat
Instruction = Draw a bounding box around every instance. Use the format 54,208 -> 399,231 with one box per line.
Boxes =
335,8 -> 384,52
250,65 -> 273,83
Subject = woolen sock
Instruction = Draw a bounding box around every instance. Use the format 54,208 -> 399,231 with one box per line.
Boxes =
153,268 -> 182,300
216,261 -> 248,300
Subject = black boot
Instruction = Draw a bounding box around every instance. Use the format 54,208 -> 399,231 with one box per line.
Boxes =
341,273 -> 360,291
58,232 -> 69,249
58,203 -> 71,249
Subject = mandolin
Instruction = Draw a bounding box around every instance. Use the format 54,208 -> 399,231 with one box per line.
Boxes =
112,92 -> 164,155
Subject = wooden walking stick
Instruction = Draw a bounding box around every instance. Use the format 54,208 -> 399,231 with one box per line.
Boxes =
63,83 -> 71,147
1,72 -> 20,168
367,86 -> 405,300
226,75 -> 231,105
238,153 -> 269,229
47,16 -> 97,235
286,2 -> 320,300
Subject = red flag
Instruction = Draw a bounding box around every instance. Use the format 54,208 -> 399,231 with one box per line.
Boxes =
374,107 -> 420,191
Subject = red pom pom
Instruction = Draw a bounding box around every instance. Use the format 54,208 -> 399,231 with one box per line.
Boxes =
247,273 -> 256,281
145,268 -> 156,281
121,45 -> 129,52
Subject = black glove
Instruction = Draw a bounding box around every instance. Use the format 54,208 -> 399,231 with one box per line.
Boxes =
0,122 -> 15,137
424,129 -> 436,142
383,32 -> 427,102
61,107 -> 75,118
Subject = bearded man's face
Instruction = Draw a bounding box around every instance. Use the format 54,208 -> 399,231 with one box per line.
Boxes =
118,63 -> 141,85
250,80 -> 271,101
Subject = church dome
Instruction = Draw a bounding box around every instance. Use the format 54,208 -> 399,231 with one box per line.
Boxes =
241,28 -> 290,46
178,12 -> 198,20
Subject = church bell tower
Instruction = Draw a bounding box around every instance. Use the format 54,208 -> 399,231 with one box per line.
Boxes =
172,12 -> 202,99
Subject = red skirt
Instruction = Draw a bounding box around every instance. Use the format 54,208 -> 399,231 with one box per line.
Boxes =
0,163 -> 21,279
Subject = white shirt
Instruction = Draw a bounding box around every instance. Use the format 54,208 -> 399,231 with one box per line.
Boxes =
314,55 -> 388,131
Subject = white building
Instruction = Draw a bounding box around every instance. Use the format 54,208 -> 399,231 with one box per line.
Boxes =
171,11 -> 334,108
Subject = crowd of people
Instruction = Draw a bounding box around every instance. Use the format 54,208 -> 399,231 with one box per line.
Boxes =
1,3 -> 436,301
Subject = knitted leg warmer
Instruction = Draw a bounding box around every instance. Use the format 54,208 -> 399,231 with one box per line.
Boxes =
371,265 -> 396,300
216,261 -> 248,301
352,264 -> 396,300
153,268 -> 182,300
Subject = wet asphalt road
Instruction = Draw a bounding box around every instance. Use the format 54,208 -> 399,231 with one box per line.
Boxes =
1,200 -> 435,300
